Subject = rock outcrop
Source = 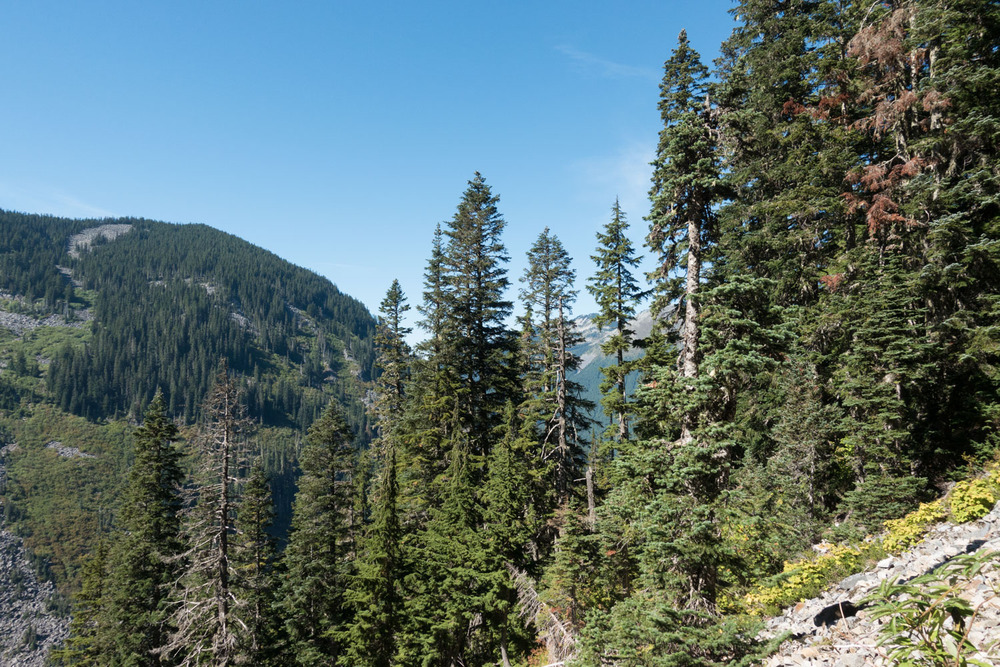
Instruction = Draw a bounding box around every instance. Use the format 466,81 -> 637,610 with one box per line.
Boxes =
762,504 -> 1000,665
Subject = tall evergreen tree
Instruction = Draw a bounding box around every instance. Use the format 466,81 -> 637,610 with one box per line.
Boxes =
587,199 -> 643,444
103,392 -> 185,666
519,228 -> 591,504
646,31 -> 723,446
401,225 -> 456,519
479,405 -> 535,666
371,279 -> 411,450
280,399 -> 357,665
52,539 -> 111,666
233,458 -> 281,665
340,446 -> 403,667
396,435 -> 483,666
439,172 -> 517,457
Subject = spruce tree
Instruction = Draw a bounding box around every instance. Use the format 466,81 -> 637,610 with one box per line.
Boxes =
587,199 -> 643,445
103,391 -> 184,666
233,458 -> 281,665
340,446 -> 403,667
280,399 -> 356,665
646,31 -> 722,447
519,229 -> 591,504
52,539 -> 110,666
401,225 -> 456,519
479,404 -> 535,666
439,172 -> 517,457
396,434 -> 484,665
372,279 -> 411,450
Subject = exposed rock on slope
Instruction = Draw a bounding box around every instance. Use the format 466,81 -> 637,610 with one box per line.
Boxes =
0,446 -> 70,665
66,223 -> 133,258
763,504 -> 1000,665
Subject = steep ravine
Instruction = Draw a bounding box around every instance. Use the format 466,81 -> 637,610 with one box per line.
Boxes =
762,503 -> 1000,666
0,445 -> 69,666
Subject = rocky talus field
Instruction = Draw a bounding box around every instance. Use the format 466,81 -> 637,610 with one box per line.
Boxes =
762,504 -> 1000,666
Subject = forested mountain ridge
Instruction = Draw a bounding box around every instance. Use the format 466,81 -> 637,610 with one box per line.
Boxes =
0,210 -> 375,427
0,210 -> 376,597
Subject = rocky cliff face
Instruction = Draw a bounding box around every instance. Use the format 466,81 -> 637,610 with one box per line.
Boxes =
762,503 -> 1000,666
0,446 -> 69,666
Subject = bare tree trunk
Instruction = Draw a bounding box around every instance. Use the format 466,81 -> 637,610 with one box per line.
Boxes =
679,196 -> 702,446
585,464 -> 596,528
556,298 -> 570,497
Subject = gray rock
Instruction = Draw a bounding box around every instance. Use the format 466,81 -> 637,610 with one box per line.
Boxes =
839,573 -> 866,590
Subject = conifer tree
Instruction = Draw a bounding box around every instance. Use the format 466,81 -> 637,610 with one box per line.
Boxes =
479,404 -> 535,666
280,399 -> 356,665
519,229 -> 591,504
715,0 -> 862,304
233,458 -> 281,665
340,446 -> 403,667
103,391 -> 184,666
396,433 -> 485,665
372,279 -> 411,449
587,199 -> 643,445
52,539 -> 110,666
161,362 -> 251,666
646,32 -> 722,446
439,172 -> 517,457
401,225 -> 456,518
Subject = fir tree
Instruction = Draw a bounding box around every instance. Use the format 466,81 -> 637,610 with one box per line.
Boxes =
439,172 -> 517,457
103,391 -> 184,666
371,279 -> 411,450
479,404 -> 535,666
646,31 -> 722,446
587,199 -> 643,444
519,228 -> 591,504
401,225 -> 456,520
396,434 -> 483,665
233,458 -> 281,665
340,446 -> 403,667
280,399 -> 356,665
52,539 -> 110,666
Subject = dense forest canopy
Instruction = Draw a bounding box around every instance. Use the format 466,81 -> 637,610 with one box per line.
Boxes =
0,211 -> 375,428
3,0 -> 1000,664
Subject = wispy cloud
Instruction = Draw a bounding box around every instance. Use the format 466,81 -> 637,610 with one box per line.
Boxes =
52,193 -> 115,219
0,182 -> 114,219
556,45 -> 658,81
573,141 -> 655,218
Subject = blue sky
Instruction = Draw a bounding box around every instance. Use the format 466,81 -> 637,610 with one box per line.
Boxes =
0,1 -> 737,325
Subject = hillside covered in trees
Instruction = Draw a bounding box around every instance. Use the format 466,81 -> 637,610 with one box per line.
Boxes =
0,213 -> 376,591
4,0 -> 1000,664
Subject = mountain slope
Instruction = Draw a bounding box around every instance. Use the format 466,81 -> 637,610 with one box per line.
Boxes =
0,210 -> 378,592
568,310 -> 659,423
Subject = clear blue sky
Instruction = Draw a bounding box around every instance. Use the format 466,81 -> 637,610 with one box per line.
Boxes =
1,1 -> 737,325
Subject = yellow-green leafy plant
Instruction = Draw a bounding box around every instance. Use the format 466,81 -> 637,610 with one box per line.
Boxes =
883,500 -> 948,554
739,543 -> 870,613
949,479 -> 998,524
